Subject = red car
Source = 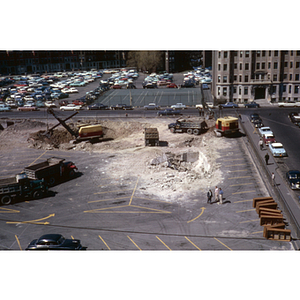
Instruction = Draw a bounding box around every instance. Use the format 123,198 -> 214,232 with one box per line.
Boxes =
111,84 -> 122,89
72,100 -> 84,106
263,133 -> 276,146
167,83 -> 178,88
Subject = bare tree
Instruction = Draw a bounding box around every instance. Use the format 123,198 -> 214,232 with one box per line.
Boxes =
126,51 -> 164,73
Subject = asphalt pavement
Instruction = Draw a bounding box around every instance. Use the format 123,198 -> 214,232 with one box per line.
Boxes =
240,111 -> 300,247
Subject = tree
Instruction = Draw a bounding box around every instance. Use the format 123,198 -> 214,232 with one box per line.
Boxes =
126,51 -> 164,73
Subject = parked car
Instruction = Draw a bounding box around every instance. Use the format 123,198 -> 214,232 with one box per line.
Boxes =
269,142 -> 287,157
17,105 -> 39,111
110,104 -> 126,110
35,100 -> 45,108
252,117 -> 264,128
171,103 -> 186,109
220,102 -> 239,108
286,170 -> 300,189
202,83 -> 209,90
263,133 -> 276,146
278,101 -> 300,107
288,112 -> 300,125
87,103 -> 108,110
258,126 -> 273,137
157,109 -> 182,116
143,82 -> 157,89
25,234 -> 83,250
45,101 -> 56,108
60,104 -> 82,111
167,83 -> 178,88
244,102 -> 260,108
0,104 -> 11,111
144,103 -> 160,110
250,113 -> 260,122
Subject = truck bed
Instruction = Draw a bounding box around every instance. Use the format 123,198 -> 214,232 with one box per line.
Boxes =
0,177 -> 18,187
25,157 -> 64,171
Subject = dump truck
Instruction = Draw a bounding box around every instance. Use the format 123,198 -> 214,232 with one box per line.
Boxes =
23,157 -> 78,186
144,128 -> 159,146
168,119 -> 208,135
214,116 -> 239,137
0,173 -> 48,205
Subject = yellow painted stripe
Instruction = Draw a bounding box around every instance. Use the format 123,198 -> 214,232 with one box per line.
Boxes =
227,169 -> 248,173
187,207 -> 206,223
232,190 -> 256,195
129,177 -> 139,206
228,176 -> 252,179
98,235 -> 111,250
127,236 -> 142,250
251,231 -> 263,235
236,209 -> 256,213
156,236 -> 172,250
185,236 -> 201,250
233,199 -> 253,203
88,196 -> 129,203
239,219 -> 260,224
0,207 -> 20,213
214,237 -> 232,251
230,183 -> 253,187
15,235 -> 22,251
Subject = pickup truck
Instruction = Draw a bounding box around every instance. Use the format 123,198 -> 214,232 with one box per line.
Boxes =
23,157 -> 78,186
0,173 -> 48,205
171,103 -> 186,109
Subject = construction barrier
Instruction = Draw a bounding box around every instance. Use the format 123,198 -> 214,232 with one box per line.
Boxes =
258,207 -> 282,218
263,227 -> 291,242
253,196 -> 274,208
260,214 -> 283,226
256,201 -> 277,214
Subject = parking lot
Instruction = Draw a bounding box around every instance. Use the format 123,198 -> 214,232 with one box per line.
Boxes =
0,123 -> 295,251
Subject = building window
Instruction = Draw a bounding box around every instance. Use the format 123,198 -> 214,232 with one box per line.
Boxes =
245,63 -> 249,70
274,51 -> 279,56
283,85 -> 286,92
297,51 -> 300,56
268,62 -> 271,69
297,62 -> 300,68
262,51 -> 266,57
218,52 -> 221,58
223,76 -> 227,83
234,75 -> 237,81
256,63 -> 260,69
223,87 -> 227,96
239,75 -> 242,82
245,75 -> 248,82
284,62 -> 288,67
245,51 -> 249,57
218,75 -> 221,83
218,87 -> 221,95
240,51 -> 243,57
273,74 -> 277,81
244,87 -> 248,95
284,74 -> 287,80
224,51 -> 228,58
234,63 -> 237,69
290,62 -> 293,68
218,64 -> 221,71
233,86 -> 237,93
295,86 -> 299,94
223,64 -> 227,71
289,85 -> 292,93
240,63 -> 242,70
296,74 -> 299,81
239,87 -> 241,95
269,51 -> 272,56
274,62 -> 278,69
262,62 -> 265,69
291,50 -> 294,56
290,74 -> 292,80
257,51 -> 260,57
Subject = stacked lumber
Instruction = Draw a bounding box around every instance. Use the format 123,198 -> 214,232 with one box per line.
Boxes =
253,197 -> 291,242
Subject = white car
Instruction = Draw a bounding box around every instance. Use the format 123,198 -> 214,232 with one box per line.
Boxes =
269,142 -> 287,157
258,126 -> 273,137
196,102 -> 214,109
171,103 -> 187,109
60,104 -> 82,111
45,101 -> 56,108
278,101 -> 300,107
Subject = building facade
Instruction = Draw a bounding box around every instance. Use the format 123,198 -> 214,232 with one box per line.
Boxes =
211,50 -> 300,104
0,51 -> 127,75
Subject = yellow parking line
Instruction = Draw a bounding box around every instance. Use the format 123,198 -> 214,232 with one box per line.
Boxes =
234,199 -> 253,203
129,177 -> 139,206
88,196 -> 129,203
228,176 -> 252,179
236,209 -> 256,213
214,237 -> 232,251
127,236 -> 142,250
98,235 -> 111,250
185,236 -> 201,250
227,169 -> 248,173
232,190 -> 256,195
251,231 -> 263,235
15,235 -> 22,251
156,236 -> 172,250
230,183 -> 253,187
239,219 -> 260,224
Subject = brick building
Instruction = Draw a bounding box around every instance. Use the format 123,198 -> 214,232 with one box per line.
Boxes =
211,50 -> 300,104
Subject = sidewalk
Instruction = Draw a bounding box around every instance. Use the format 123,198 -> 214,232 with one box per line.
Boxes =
240,115 -> 300,248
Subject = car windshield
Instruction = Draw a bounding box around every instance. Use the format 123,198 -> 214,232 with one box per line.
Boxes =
273,145 -> 283,149
57,236 -> 65,244
290,174 -> 300,179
